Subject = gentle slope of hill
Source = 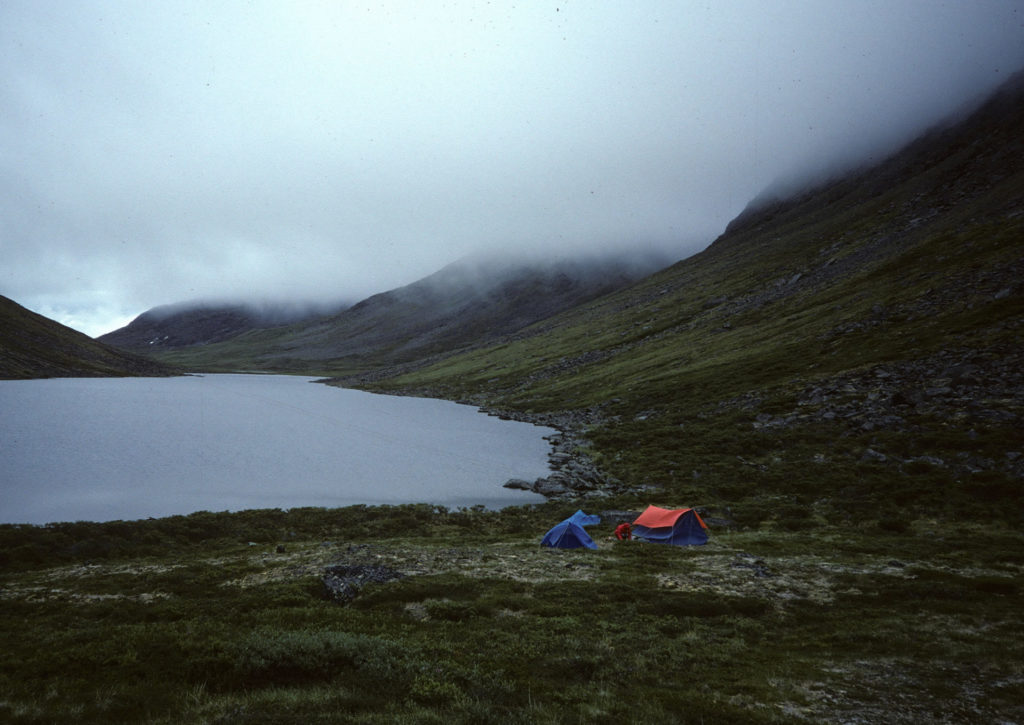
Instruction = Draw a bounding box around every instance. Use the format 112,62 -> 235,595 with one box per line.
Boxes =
0,295 -> 177,379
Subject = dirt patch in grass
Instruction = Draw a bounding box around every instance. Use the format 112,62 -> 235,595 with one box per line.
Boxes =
226,539 -> 606,589
652,550 -> 923,607
0,561 -> 183,603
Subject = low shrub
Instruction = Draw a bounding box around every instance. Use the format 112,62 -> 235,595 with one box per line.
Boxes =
636,591 -> 771,619
972,575 -> 1018,596
232,628 -> 409,688
423,599 -> 484,621
352,573 -> 490,610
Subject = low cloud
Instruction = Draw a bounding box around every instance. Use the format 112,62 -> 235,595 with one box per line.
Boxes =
2,1 -> 1023,336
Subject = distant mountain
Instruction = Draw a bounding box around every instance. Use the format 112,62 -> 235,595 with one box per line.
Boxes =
112,251 -> 670,374
0,295 -> 177,379
98,300 -> 349,352
269,252 -> 670,362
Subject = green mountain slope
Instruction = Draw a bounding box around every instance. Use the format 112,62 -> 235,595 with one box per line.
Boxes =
97,300 -> 349,352
131,252 -> 667,375
357,72 -> 1024,524
0,295 -> 177,379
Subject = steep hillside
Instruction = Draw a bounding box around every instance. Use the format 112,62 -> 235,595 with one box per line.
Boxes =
135,252 -> 667,375
98,300 -> 349,352
357,71 -> 1024,523
0,296 -> 177,379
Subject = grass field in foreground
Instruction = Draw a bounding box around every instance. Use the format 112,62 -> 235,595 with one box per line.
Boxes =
2,505 -> 1021,724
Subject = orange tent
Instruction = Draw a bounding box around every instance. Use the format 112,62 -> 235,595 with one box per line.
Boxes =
631,505 -> 708,545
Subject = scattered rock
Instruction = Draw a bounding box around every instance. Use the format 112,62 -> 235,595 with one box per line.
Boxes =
481,405 -> 625,500
532,476 -> 569,496
719,345 -> 1023,479
732,553 -> 774,578
322,564 -> 405,604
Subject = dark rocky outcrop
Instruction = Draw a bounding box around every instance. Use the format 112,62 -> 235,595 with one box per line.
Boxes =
322,564 -> 405,604
492,406 -> 625,499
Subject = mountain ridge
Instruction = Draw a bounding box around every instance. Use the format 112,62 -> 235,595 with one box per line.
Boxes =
340,68 -> 1023,511
0,295 -> 177,379
104,251 -> 671,375
98,299 -> 351,352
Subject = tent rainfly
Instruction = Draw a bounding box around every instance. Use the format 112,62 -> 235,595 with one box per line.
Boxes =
540,510 -> 601,549
631,505 -> 708,546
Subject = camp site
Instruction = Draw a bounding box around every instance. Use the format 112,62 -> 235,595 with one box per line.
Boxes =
540,506 -> 709,549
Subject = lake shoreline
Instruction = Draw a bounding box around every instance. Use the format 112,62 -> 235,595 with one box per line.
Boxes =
323,377 -> 625,501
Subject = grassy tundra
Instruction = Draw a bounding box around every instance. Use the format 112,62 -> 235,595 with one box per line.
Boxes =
2,505 -> 1022,723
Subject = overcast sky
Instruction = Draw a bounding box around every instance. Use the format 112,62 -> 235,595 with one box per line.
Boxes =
3,1 -> 1023,337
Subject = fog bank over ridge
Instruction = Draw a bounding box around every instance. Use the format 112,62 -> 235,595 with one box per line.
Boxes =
3,2 -> 1023,337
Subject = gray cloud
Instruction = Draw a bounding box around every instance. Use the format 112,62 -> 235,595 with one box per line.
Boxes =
3,1 -> 1023,336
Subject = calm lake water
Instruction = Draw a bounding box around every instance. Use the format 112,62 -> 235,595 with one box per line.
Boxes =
0,374 -> 552,524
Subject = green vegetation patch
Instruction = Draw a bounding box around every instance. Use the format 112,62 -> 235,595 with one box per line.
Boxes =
2,508 -> 1022,723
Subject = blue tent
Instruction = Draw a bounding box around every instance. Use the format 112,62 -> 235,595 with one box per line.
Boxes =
540,510 -> 601,549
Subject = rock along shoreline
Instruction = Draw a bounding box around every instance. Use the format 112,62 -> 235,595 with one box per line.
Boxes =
479,405 -> 625,501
